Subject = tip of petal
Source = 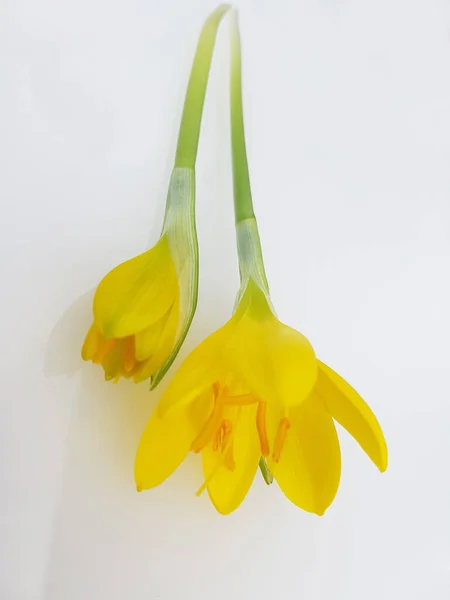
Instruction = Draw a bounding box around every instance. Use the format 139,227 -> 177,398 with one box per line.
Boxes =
377,450 -> 388,473
207,493 -> 234,516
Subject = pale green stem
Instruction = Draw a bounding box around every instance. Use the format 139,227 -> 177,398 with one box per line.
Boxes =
230,12 -> 269,293
230,13 -> 254,223
175,4 -> 231,169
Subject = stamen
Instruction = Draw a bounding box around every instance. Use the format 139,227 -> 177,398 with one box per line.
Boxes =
191,403 -> 223,453
221,393 -> 258,406
92,338 -> 117,364
212,429 -> 221,452
256,402 -> 270,457
272,417 -> 291,463
196,464 -> 220,496
195,481 -> 208,497
220,420 -> 233,452
195,425 -> 234,495
123,337 -> 136,372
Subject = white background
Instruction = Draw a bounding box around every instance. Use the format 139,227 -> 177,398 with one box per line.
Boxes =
2,0 -> 450,598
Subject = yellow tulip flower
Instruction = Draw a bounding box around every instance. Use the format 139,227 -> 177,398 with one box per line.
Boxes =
135,11 -> 387,514
81,5 -> 231,387
82,226 -> 181,384
135,277 -> 387,515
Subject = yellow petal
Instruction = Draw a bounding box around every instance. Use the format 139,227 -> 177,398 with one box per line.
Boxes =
157,317 -> 236,416
269,393 -> 341,515
318,361 -> 388,472
202,404 -> 261,515
135,299 -> 180,383
122,336 -> 136,372
135,389 -> 213,490
228,281 -> 318,409
138,298 -> 179,379
81,322 -> 102,361
101,339 -> 125,381
134,316 -> 167,362
93,235 -> 178,339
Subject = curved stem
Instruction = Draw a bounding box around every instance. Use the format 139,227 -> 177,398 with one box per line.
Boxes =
230,12 -> 269,293
175,4 -> 231,169
230,11 -> 254,223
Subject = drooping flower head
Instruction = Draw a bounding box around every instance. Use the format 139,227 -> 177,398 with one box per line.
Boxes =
135,10 -> 388,514
81,5 -> 231,387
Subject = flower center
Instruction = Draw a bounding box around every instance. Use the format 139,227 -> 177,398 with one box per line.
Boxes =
191,382 -> 271,461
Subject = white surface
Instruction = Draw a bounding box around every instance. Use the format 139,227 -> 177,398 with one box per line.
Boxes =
2,0 -> 450,598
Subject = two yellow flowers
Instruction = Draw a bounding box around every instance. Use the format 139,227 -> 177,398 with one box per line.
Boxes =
81,6 -> 387,515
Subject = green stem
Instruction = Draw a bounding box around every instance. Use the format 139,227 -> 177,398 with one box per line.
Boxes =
230,12 -> 269,294
174,4 -> 231,169
230,12 -> 254,223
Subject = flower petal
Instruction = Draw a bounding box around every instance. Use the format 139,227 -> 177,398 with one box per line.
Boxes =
93,235 -> 178,339
202,404 -> 261,515
157,318 -> 236,416
81,322 -> 102,361
134,317 -> 166,363
101,339 -> 125,381
318,361 -> 388,472
146,298 -> 179,370
135,389 -> 213,491
134,300 -> 179,383
227,281 -> 318,409
269,393 -> 341,515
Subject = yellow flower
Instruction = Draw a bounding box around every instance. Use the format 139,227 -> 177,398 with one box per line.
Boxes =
82,234 -> 181,384
135,278 -> 387,515
82,169 -> 199,386
81,4 -> 231,386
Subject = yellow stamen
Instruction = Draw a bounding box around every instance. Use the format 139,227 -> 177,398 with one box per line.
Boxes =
256,401 -> 270,457
212,419 -> 231,451
92,338 -> 117,364
212,426 -> 221,451
221,393 -> 258,406
191,402 -> 223,453
272,417 -> 291,463
123,336 -> 136,372
220,420 -> 233,452
195,430 -> 234,496
196,470 -> 216,497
